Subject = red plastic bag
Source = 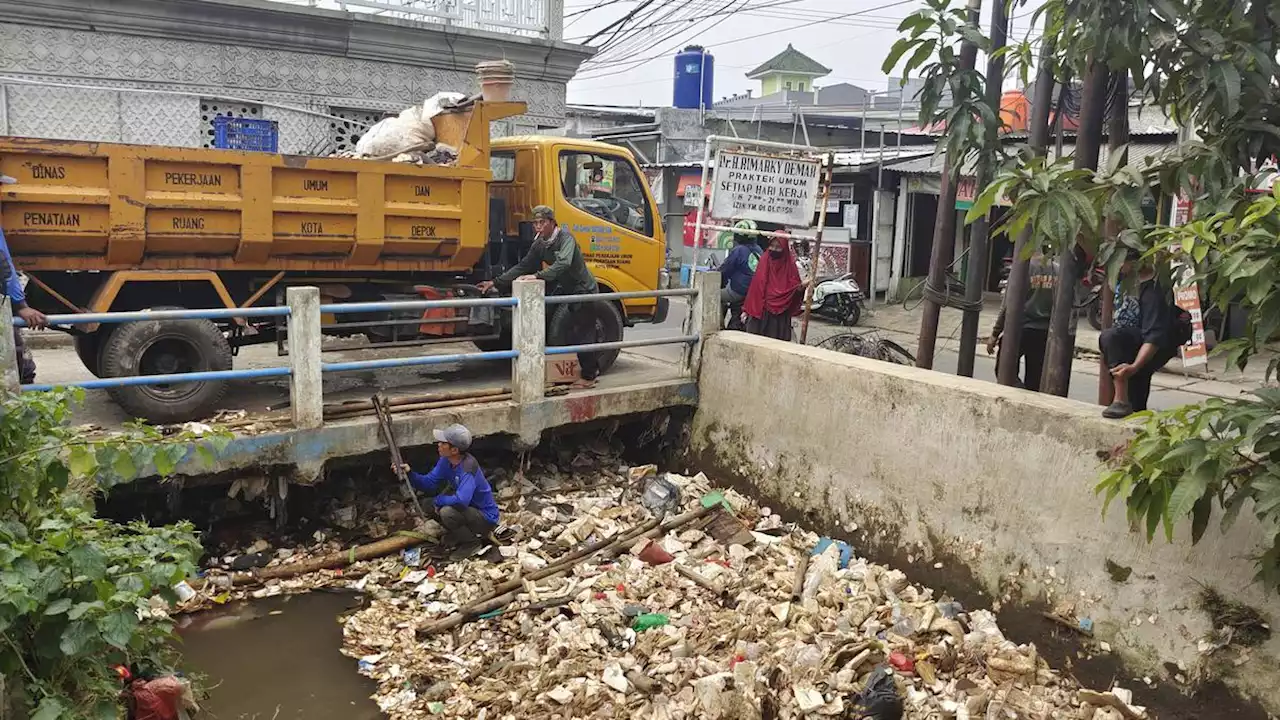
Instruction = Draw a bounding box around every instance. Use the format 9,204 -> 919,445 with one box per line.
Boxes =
129,676 -> 190,720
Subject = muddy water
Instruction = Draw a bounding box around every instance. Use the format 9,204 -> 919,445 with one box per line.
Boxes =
178,592 -> 380,720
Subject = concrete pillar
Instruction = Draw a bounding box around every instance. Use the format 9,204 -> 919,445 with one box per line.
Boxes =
890,188 -> 909,299
0,298 -> 18,394
546,0 -> 564,41
511,278 -> 546,405
682,271 -> 721,377
286,286 -> 323,429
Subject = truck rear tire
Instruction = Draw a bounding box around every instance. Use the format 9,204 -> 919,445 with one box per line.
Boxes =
472,331 -> 512,353
548,301 -> 623,374
74,331 -> 107,378
99,313 -> 233,424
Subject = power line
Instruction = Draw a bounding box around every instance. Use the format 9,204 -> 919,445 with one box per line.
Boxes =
598,0 -> 744,64
580,0 -> 661,46
566,0 -> 815,42
575,0 -> 918,80
565,0 -> 631,18
594,0 -> 722,60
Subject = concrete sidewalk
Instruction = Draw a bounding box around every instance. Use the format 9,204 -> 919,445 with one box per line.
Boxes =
819,295 -> 1273,403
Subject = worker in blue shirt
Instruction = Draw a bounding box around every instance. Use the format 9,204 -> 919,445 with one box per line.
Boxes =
396,423 -> 500,548
0,202 -> 47,384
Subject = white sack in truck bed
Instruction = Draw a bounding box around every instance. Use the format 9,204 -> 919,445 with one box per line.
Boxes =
352,92 -> 468,160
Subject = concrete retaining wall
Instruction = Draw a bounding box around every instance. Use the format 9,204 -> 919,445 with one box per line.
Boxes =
690,332 -> 1280,711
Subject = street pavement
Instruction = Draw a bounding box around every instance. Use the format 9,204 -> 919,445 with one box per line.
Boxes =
639,298 -> 1259,412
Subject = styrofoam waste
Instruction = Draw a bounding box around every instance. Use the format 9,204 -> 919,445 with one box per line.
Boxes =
354,92 -> 466,159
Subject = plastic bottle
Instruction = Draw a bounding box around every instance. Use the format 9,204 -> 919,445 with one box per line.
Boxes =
632,613 -> 670,632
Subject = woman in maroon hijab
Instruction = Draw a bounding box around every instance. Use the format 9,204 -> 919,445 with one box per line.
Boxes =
743,231 -> 803,341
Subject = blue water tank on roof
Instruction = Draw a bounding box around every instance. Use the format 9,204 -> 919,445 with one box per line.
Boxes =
673,46 -> 714,109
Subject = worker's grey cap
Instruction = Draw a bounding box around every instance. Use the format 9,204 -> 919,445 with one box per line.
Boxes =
432,423 -> 472,451
532,205 -> 555,222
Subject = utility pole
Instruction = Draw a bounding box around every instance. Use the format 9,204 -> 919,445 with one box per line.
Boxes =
1098,72 -> 1129,405
956,0 -> 1010,376
915,0 -> 984,369
1042,60 -> 1109,396
996,28 -> 1057,386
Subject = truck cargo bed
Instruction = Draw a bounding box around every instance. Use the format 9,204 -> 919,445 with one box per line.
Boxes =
0,101 -> 524,274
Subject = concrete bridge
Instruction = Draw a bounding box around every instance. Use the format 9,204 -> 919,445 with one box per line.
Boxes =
2,275 -> 719,484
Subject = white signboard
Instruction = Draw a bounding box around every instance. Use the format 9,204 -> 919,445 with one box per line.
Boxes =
709,151 -> 821,226
843,204 -> 859,235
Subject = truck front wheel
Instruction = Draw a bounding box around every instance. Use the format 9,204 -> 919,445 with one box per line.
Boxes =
99,313 -> 233,424
548,301 -> 624,374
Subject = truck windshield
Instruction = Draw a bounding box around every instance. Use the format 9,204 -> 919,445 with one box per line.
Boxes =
558,151 -> 653,237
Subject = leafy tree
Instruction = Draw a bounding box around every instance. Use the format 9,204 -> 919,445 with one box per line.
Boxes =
0,390 -> 226,718
887,0 -> 1280,588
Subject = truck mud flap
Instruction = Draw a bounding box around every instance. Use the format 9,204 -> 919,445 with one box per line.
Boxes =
651,296 -> 670,325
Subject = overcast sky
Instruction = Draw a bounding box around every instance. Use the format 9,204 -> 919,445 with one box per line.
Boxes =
563,0 -> 1042,107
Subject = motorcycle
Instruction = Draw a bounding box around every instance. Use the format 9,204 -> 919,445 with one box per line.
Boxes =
806,273 -> 865,326
795,255 -> 863,326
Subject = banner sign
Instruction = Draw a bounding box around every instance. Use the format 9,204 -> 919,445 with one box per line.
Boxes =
710,151 -> 821,226
1171,195 -> 1208,367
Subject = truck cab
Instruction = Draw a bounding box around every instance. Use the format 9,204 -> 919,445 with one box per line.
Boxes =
489,137 -> 667,324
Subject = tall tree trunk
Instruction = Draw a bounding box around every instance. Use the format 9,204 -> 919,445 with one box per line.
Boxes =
916,0 -> 984,369
1042,60 -> 1109,396
996,26 -> 1059,386
957,0 -> 1011,376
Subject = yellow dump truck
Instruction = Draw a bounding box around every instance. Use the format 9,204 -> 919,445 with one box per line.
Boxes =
0,100 -> 667,422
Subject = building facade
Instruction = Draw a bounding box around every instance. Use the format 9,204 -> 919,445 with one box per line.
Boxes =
0,0 -> 589,153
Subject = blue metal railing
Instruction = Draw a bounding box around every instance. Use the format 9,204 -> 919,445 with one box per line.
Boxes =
544,288 -> 698,305
323,350 -> 518,373
545,336 -> 699,355
319,297 -> 517,314
13,306 -> 291,328
22,366 -> 292,392
15,296 -> 520,392
11,286 -> 706,406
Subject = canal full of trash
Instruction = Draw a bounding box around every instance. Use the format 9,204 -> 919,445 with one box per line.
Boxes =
120,434 -> 1268,720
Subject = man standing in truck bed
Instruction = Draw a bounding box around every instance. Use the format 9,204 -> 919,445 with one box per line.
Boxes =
479,205 -> 604,389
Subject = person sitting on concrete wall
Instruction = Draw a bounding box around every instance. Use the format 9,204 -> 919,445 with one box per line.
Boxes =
1099,254 -> 1189,419
396,423 -> 500,550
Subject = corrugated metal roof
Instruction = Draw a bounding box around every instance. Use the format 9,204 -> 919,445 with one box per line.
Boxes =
831,146 -> 936,170
884,140 -> 1177,176
566,104 -> 658,119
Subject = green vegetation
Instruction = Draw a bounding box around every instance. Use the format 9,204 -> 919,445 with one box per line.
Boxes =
0,390 -> 225,718
886,0 -> 1280,588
